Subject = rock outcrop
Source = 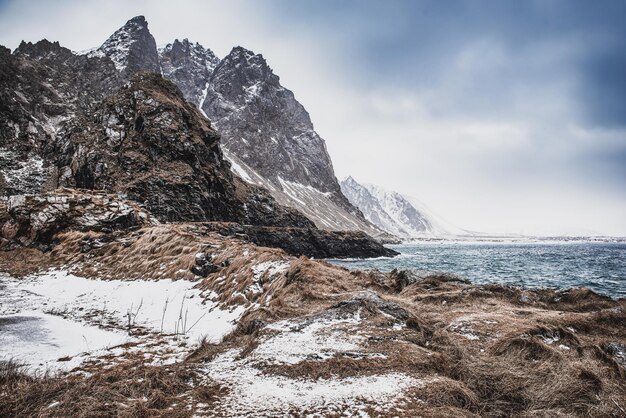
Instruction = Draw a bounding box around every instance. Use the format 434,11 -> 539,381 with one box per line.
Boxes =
201,222 -> 399,259
0,189 -> 155,250
47,72 -> 312,227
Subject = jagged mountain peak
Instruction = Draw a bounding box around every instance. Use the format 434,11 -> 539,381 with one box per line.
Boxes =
158,38 -> 219,108
95,15 -> 159,75
215,46 -> 278,87
229,45 -> 259,59
13,39 -> 73,60
128,15 -> 147,24
160,38 -> 219,69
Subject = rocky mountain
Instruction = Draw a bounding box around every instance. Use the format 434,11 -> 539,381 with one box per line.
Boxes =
158,38 -> 381,235
159,39 -> 219,108
0,16 -> 393,258
340,176 -> 441,239
47,72 -> 312,227
92,15 -> 160,77
26,14 -> 381,236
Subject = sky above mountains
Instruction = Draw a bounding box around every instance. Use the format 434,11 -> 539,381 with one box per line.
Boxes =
1,0 -> 625,236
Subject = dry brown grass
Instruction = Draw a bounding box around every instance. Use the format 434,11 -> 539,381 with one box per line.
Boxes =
1,223 -> 625,417
0,358 -> 225,418
0,247 -> 50,276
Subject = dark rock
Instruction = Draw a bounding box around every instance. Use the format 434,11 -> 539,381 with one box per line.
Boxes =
202,222 -> 398,259
47,72 -> 313,228
191,253 -> 219,277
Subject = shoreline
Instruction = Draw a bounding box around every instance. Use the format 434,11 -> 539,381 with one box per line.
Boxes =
1,222 -> 625,417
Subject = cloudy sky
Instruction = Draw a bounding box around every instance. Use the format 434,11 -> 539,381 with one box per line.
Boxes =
1,0 -> 625,236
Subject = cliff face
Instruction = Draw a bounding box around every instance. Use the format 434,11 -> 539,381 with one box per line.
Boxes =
46,73 -> 312,227
202,47 -> 339,194
0,15 -> 395,258
0,40 -> 121,196
158,40 -> 381,235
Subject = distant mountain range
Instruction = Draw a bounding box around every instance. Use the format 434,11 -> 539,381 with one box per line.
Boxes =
340,177 -> 446,239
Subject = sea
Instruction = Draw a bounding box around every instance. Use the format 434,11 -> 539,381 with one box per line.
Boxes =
328,241 -> 626,299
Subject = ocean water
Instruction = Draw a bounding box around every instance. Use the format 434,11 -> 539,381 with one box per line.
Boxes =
328,242 -> 626,299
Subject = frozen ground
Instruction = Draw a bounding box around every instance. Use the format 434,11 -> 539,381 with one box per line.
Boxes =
0,270 -> 245,374
200,309 -> 421,416
0,312 -> 128,373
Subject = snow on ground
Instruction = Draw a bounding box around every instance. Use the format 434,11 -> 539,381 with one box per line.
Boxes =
253,311 -> 365,365
0,270 -> 246,373
202,348 -> 419,417
0,312 -> 128,373
200,309 -> 419,416
248,260 -> 289,295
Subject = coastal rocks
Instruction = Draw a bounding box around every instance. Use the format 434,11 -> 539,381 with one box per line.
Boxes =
201,222 -> 399,259
0,189 -> 155,249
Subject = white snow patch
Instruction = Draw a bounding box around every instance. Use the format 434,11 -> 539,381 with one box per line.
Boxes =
253,312 -> 363,365
198,82 -> 210,117
203,347 -> 419,416
251,260 -> 289,279
0,311 -> 128,373
0,271 -> 246,372
228,158 -> 253,183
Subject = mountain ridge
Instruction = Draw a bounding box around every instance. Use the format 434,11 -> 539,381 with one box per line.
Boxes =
341,176 -> 446,239
0,15 -> 394,258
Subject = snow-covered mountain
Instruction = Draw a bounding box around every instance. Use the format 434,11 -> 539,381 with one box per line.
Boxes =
155,31 -> 380,235
340,176 -> 447,239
